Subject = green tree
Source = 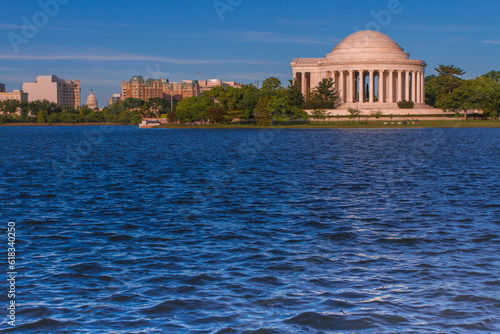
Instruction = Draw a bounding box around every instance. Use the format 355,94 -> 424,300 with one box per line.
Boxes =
146,97 -> 171,116
237,84 -> 260,118
28,101 -> 42,116
226,87 -> 244,111
426,65 -> 466,107
311,109 -> 327,124
346,108 -> 361,124
167,111 -> 177,123
482,70 -> 500,84
206,107 -> 226,124
435,65 -> 466,77
78,109 -> 86,122
59,112 -> 77,123
206,86 -> 243,111
292,107 -> 309,121
398,100 -> 415,109
255,97 -> 272,126
123,98 -> 146,110
87,111 -> 105,122
37,110 -> 48,123
176,96 -> 215,123
1,100 -> 21,114
303,78 -> 338,109
261,77 -> 282,91
316,78 -> 338,104
47,112 -> 59,124
448,77 -> 500,117
268,95 -> 291,125
224,110 -> 246,124
286,80 -> 305,107
370,110 -> 383,123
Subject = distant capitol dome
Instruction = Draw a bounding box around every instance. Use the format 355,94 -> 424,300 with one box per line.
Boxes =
86,89 -> 98,109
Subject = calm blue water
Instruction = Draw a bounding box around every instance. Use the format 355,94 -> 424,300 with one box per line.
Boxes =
0,126 -> 499,333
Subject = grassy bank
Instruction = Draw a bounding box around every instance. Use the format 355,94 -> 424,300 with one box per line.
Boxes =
154,120 -> 500,129
0,122 -> 131,127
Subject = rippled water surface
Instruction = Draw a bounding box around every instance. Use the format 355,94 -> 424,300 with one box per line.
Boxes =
0,126 -> 499,333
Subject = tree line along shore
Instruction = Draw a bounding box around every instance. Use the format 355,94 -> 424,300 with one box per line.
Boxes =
1,66 -> 498,127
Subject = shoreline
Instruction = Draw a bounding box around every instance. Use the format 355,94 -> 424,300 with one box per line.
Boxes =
152,121 -> 500,129
0,122 -> 130,127
1,121 -> 499,129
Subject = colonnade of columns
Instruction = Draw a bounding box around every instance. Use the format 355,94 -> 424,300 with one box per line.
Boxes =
296,69 -> 425,105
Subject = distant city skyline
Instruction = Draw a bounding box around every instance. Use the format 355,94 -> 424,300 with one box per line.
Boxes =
1,0 -> 499,106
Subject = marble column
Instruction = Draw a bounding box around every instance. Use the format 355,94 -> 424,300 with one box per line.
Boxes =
379,70 -> 384,103
389,70 -> 394,103
421,71 -> 425,104
332,72 -> 336,88
369,70 -> 374,103
412,71 -> 417,103
405,71 -> 410,101
339,71 -> 345,103
397,70 -> 402,102
301,72 -> 307,95
416,71 -> 421,104
348,70 -> 354,103
359,71 -> 364,103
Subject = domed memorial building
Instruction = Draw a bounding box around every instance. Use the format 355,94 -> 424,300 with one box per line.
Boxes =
291,30 -> 430,112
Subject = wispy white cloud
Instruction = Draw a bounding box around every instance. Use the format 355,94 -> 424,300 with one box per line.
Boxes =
442,38 -> 463,43
394,24 -> 500,33
0,74 -> 38,85
0,20 -> 137,31
68,21 -> 138,28
0,23 -> 23,30
0,23 -> 78,32
223,72 -> 291,81
214,31 -> 333,45
275,18 -> 332,28
0,51 -> 278,65
0,66 -> 23,71
483,40 -> 500,45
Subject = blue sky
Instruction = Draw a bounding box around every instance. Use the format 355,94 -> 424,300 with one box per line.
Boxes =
1,0 -> 499,106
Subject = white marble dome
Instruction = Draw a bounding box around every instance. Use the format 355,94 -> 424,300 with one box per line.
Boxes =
334,30 -> 402,51
326,30 -> 409,61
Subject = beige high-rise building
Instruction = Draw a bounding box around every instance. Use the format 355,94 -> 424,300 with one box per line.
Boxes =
164,80 -> 199,101
121,76 -> 201,102
121,76 -> 242,102
23,75 -> 81,109
121,76 -> 169,101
